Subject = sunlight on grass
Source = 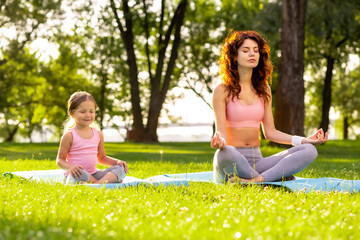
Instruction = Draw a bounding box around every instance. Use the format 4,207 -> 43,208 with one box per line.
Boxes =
1,140 -> 360,239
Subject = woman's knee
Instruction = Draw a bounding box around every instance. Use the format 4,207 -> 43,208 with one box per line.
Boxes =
302,143 -> 318,162
215,145 -> 237,159
213,146 -> 237,180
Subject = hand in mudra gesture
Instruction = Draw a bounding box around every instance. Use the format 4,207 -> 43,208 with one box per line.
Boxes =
211,132 -> 226,150
303,128 -> 328,145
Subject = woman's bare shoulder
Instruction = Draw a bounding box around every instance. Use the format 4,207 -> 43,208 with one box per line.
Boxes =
213,83 -> 228,95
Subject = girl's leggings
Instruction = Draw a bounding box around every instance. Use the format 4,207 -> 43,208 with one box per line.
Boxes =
66,165 -> 126,184
213,143 -> 318,183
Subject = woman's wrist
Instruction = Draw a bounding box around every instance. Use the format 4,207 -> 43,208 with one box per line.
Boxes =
291,135 -> 305,146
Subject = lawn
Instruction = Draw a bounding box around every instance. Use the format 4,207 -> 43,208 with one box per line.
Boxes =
1,140 -> 360,240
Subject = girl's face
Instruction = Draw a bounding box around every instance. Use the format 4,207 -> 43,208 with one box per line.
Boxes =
70,100 -> 96,128
236,39 -> 260,69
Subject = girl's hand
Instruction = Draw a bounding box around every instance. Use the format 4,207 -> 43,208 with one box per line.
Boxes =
68,165 -> 83,178
211,132 -> 226,150
116,160 -> 128,174
303,128 -> 328,145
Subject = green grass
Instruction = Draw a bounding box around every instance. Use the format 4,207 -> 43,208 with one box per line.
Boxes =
1,140 -> 360,239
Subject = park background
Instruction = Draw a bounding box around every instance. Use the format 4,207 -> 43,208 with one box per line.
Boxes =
2,1 -> 360,240
1,0 -> 360,143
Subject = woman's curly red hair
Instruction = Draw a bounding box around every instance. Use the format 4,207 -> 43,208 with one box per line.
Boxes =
219,30 -> 273,102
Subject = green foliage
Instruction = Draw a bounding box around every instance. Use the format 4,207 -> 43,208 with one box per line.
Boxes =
1,141 -> 360,239
0,39 -> 94,142
306,0 -> 360,61
65,2 -> 131,129
1,0 -> 360,142
304,0 -> 360,131
179,0 -> 282,108
40,39 -> 95,137
332,64 -> 360,139
0,46 -> 46,141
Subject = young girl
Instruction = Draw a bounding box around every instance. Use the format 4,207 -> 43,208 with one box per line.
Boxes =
56,91 -> 128,184
211,30 -> 328,184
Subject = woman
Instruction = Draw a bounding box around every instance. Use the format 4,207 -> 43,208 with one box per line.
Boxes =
211,30 -> 327,184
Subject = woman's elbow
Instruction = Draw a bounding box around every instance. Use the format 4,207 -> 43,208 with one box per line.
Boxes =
262,128 -> 275,141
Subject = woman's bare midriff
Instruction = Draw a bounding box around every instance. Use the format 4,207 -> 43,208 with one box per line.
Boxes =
226,127 -> 261,147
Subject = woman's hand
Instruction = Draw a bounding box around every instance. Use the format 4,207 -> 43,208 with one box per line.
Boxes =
68,164 -> 84,178
211,132 -> 226,150
302,128 -> 328,145
116,160 -> 128,174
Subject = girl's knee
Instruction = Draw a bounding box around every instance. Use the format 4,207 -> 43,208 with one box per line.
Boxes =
66,169 -> 90,184
110,165 -> 126,182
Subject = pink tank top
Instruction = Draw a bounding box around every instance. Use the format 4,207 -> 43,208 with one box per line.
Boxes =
66,128 -> 100,175
226,96 -> 264,128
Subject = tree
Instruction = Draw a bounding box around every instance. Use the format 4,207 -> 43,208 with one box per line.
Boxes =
109,0 -> 188,142
0,0 -> 66,141
0,0 -> 64,66
178,0 -> 281,136
274,0 -> 307,136
305,0 -> 360,133
39,38 -> 96,138
0,38 -> 94,142
0,45 -> 46,142
333,63 -> 360,139
71,10 -> 128,130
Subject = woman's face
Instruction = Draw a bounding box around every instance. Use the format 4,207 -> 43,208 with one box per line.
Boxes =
236,39 -> 260,69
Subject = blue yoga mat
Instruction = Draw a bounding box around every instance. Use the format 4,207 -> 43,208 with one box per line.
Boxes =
166,171 -> 360,193
3,169 -> 190,188
4,170 -> 360,193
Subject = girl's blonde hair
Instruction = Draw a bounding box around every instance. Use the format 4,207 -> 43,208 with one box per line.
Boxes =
63,91 -> 100,133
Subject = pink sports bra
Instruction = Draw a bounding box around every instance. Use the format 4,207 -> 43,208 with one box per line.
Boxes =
226,96 -> 264,128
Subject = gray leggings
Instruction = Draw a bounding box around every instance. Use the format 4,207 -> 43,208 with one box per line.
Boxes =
213,143 -> 318,183
66,165 -> 126,184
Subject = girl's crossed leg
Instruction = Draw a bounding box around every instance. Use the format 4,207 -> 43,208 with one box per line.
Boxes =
66,165 -> 126,184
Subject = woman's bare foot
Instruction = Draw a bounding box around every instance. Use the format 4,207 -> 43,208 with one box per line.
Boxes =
227,174 -> 265,184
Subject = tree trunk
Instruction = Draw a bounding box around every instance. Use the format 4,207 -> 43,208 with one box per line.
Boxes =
343,115 -> 349,140
110,0 -> 145,141
111,0 -> 187,142
99,65 -> 107,130
319,56 -> 335,133
274,0 -> 307,137
145,0 -> 187,142
5,125 -> 18,142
